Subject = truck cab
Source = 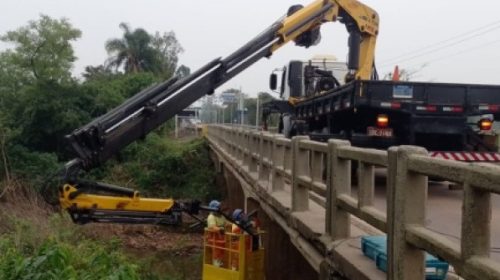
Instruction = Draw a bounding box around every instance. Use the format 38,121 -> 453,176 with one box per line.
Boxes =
271,55 -> 348,101
269,55 -> 348,137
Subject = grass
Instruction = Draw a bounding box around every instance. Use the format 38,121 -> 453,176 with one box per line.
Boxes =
0,212 -> 141,280
0,136 -> 216,279
0,186 -> 204,280
0,185 -> 140,280
0,237 -> 141,280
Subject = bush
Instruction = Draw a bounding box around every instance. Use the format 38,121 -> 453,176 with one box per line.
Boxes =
7,145 -> 59,186
0,237 -> 141,280
0,214 -> 142,280
92,135 -> 219,201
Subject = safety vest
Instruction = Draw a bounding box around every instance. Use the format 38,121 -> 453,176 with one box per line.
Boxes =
207,213 -> 227,229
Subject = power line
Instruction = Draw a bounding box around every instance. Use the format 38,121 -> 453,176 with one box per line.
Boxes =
379,24 -> 500,67
404,38 -> 500,70
379,19 -> 500,66
379,19 -> 500,64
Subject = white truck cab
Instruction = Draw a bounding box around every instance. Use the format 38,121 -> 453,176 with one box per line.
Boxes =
270,55 -> 348,101
269,55 -> 348,137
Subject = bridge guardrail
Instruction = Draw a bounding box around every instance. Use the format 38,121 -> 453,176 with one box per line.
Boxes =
206,125 -> 500,280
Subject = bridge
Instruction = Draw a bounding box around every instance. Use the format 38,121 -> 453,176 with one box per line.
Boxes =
205,125 -> 500,280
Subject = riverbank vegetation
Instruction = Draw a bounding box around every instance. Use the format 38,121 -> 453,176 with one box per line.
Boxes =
0,15 -> 215,279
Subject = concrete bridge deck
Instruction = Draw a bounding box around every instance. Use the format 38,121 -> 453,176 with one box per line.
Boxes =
206,125 -> 500,280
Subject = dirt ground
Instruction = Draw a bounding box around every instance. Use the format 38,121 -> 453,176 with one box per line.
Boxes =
0,185 -> 205,279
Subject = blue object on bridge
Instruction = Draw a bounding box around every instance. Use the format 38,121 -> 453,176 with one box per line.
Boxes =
361,235 -> 387,260
361,236 -> 449,280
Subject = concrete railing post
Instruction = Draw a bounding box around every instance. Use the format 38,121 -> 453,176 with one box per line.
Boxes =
228,128 -> 234,157
236,129 -> 243,160
218,126 -> 223,146
223,127 -> 229,154
311,151 -> 324,185
292,136 -> 310,211
358,161 -> 374,208
242,131 -> 251,168
258,133 -> 272,186
388,146 -> 428,280
249,132 -> 259,174
461,181 -> 491,260
270,136 -> 285,192
326,139 -> 351,239
284,143 -> 292,173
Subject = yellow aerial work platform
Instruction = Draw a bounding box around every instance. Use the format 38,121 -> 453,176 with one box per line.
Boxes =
202,229 -> 265,280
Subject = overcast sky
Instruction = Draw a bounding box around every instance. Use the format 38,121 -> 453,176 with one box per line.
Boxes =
1,0 -> 500,97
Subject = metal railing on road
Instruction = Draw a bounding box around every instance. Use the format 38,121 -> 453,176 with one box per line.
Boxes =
206,125 -> 500,280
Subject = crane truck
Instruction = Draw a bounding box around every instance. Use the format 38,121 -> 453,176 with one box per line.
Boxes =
53,0 -> 380,279
263,56 -> 500,162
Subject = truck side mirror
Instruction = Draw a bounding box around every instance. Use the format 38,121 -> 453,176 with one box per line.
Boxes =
270,73 -> 278,91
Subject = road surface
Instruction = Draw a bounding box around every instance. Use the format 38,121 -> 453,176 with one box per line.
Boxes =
353,169 -> 500,261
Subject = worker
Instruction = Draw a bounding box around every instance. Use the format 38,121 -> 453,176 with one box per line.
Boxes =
206,200 -> 227,230
229,209 -> 262,271
206,200 -> 227,267
231,209 -> 261,251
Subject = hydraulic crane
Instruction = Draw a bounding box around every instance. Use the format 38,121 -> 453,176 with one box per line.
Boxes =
58,0 -> 379,226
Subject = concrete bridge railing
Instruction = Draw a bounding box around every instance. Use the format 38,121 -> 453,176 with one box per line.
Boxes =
206,125 -> 500,280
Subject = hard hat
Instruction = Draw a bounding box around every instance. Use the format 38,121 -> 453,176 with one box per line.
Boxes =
209,200 -> 221,210
232,209 -> 244,221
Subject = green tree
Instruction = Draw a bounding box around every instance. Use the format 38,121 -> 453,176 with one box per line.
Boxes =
244,92 -> 276,126
105,23 -> 158,74
175,64 -> 191,79
0,113 -> 13,184
0,15 -> 81,83
105,24 -> 184,78
82,64 -> 114,81
150,31 -> 184,77
81,72 -> 157,117
0,52 -> 31,96
0,15 -> 84,176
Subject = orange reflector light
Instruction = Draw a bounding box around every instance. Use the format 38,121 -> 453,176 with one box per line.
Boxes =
479,119 -> 493,131
377,114 -> 389,128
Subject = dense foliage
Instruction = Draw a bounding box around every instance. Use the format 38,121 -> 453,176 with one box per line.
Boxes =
0,15 -> 205,196
0,237 -> 140,280
91,136 -> 219,200
105,23 -> 183,78
0,211 -> 195,280
0,15 -> 211,279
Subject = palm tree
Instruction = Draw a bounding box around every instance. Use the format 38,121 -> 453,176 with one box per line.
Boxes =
105,23 -> 158,73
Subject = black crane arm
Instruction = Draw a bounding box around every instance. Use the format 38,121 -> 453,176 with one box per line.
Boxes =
66,0 -> 379,172
66,23 -> 282,171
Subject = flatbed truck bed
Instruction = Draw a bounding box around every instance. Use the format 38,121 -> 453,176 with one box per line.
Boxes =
285,80 -> 500,156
